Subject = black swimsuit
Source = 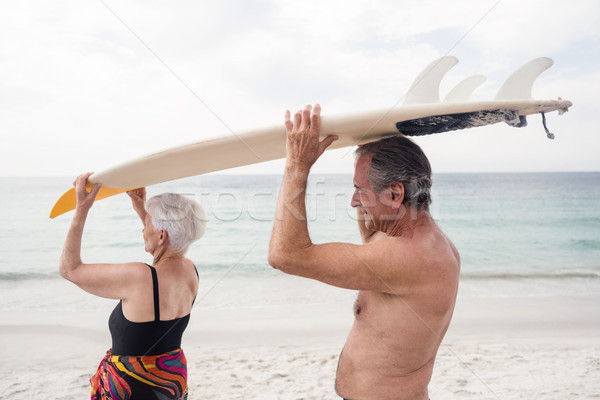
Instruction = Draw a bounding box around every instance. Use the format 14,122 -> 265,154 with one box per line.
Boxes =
108,264 -> 197,356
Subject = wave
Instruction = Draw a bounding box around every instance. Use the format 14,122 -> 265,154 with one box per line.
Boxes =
460,270 -> 600,280
569,238 -> 600,250
0,264 -> 268,282
0,271 -> 61,281
3,266 -> 600,283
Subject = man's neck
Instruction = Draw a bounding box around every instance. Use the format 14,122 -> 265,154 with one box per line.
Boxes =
386,207 -> 432,238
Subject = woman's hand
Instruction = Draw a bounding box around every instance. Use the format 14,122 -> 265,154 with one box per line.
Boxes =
127,187 -> 147,223
73,172 -> 101,214
127,188 -> 146,210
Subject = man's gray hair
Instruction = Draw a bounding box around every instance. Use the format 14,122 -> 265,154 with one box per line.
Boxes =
355,136 -> 432,210
145,193 -> 207,255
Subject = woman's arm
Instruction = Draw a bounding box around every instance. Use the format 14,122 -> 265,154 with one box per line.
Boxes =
127,188 -> 147,224
59,173 -> 146,299
59,173 -> 101,280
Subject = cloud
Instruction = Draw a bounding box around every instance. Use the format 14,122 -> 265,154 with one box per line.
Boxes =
0,0 -> 597,176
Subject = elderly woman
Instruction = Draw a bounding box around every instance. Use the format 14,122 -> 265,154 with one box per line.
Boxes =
59,172 -> 206,400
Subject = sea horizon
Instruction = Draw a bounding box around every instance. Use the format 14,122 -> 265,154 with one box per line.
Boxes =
1,172 -> 598,312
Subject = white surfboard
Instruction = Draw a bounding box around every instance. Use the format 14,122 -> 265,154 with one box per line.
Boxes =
50,57 -> 572,218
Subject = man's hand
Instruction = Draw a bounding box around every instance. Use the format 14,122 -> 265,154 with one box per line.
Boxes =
357,208 -> 387,244
284,104 -> 338,172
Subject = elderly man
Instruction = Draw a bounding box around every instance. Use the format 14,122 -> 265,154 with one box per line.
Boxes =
268,104 -> 460,400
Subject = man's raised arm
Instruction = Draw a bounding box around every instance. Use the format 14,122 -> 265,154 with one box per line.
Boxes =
268,104 -> 337,268
267,105 -> 418,294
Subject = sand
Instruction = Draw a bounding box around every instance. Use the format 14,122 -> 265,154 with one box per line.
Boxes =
1,294 -> 599,400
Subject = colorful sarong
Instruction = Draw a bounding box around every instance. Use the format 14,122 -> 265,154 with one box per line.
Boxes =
90,348 -> 188,400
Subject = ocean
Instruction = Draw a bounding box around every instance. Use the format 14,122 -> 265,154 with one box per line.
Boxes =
1,172 -> 599,313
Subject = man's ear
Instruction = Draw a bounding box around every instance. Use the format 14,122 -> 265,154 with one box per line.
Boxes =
389,182 -> 405,208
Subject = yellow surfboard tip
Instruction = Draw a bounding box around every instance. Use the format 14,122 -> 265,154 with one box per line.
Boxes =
49,186 -> 129,219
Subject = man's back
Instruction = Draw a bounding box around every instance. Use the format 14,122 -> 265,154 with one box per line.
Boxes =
335,217 -> 460,400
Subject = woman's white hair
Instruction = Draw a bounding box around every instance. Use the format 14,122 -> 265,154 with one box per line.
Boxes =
145,193 -> 207,255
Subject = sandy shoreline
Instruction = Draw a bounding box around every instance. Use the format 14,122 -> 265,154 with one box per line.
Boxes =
1,294 -> 599,399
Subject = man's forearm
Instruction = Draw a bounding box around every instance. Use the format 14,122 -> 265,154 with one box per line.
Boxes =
357,208 -> 385,244
269,104 -> 337,271
269,164 -> 313,267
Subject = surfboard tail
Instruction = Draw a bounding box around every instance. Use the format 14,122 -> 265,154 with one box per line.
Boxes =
443,75 -> 487,102
49,186 -> 129,219
403,56 -> 458,105
495,57 -> 554,100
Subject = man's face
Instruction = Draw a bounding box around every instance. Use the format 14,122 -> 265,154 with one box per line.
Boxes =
351,154 -> 383,230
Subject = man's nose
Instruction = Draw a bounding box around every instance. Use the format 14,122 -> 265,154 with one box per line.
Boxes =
351,192 -> 360,208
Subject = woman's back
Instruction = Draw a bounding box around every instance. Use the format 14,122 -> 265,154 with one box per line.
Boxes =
155,258 -> 199,320
120,259 -> 198,323
110,261 -> 199,356
61,179 -> 206,399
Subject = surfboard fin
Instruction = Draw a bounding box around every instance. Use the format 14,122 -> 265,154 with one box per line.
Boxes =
403,56 -> 458,104
495,57 -> 554,100
443,75 -> 487,102
50,185 -> 128,218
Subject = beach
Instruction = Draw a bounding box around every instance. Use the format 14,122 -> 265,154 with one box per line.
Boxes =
1,0 -> 599,395
1,173 -> 599,399
1,279 -> 599,399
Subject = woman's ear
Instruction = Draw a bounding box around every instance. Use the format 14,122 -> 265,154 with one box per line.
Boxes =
159,230 -> 169,245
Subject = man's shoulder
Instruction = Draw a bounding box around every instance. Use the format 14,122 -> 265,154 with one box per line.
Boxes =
369,230 -> 440,252
370,227 -> 459,271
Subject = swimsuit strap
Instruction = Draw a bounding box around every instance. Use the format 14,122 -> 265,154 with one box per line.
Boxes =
148,264 -> 160,322
146,263 -> 198,316
192,264 -> 199,306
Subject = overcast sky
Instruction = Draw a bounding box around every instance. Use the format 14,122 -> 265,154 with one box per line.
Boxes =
1,0 -> 599,177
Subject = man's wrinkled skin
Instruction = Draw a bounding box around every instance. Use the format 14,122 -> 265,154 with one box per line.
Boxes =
269,105 -> 460,400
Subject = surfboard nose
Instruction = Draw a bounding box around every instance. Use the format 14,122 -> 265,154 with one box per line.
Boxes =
50,186 -> 128,218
